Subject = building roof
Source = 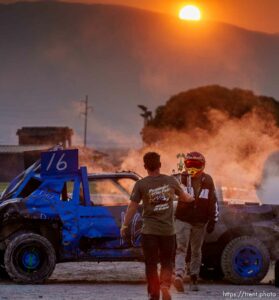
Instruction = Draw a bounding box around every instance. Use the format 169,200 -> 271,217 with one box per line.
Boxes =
0,145 -> 51,153
17,127 -> 73,136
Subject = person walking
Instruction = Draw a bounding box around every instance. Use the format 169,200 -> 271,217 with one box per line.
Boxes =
174,151 -> 219,292
121,152 -> 194,300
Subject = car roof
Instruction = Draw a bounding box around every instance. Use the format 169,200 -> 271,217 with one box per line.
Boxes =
87,171 -> 141,181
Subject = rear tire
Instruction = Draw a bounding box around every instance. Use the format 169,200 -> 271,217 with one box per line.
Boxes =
4,233 -> 56,283
221,236 -> 270,284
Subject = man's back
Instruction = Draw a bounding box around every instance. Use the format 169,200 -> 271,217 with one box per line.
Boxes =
131,174 -> 182,236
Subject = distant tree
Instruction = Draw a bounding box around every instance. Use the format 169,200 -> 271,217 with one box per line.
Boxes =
142,85 -> 279,144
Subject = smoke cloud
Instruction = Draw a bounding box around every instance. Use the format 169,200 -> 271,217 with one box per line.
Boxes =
121,108 -> 279,203
256,151 -> 279,204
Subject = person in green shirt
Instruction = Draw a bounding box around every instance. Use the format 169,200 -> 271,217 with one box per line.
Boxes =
121,152 -> 193,300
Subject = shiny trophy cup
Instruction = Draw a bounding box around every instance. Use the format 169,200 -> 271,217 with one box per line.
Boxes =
174,153 -> 185,184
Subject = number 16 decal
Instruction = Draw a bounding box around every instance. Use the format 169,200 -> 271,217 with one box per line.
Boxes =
46,153 -> 68,171
41,149 -> 78,176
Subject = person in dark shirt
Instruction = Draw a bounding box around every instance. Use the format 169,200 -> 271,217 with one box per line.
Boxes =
120,152 -> 193,300
174,151 -> 219,292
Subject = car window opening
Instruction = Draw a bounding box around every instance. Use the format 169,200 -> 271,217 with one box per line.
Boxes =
19,177 -> 42,198
88,179 -> 131,206
60,181 -> 75,202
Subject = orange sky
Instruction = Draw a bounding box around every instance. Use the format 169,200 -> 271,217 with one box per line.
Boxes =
61,0 -> 279,33
1,0 -> 279,33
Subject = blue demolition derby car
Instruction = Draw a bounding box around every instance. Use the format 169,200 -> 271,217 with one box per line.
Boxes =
0,149 -> 279,284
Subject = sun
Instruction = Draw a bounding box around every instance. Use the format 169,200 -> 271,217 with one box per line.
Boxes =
179,5 -> 201,21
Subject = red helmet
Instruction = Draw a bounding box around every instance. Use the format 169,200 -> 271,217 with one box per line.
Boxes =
184,151 -> 205,177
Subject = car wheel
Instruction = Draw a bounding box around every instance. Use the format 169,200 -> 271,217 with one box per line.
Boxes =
4,233 -> 56,283
221,236 -> 270,284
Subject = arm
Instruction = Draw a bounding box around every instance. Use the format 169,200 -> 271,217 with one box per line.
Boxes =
121,180 -> 141,237
172,176 -> 194,203
178,189 -> 194,203
207,178 -> 219,233
120,201 -> 139,237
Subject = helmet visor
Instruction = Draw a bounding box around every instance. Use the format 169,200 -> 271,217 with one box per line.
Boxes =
185,159 -> 204,169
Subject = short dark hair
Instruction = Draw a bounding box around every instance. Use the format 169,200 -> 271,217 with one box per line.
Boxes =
143,152 -> 161,171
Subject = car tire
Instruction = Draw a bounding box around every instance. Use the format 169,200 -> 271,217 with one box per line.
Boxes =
221,236 -> 270,284
4,233 -> 56,283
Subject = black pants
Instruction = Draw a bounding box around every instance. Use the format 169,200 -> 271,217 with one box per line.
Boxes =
142,234 -> 175,300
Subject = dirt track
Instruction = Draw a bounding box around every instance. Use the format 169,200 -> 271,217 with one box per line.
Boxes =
0,262 -> 278,300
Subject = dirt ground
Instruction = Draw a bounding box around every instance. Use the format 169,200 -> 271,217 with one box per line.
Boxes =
0,262 -> 278,300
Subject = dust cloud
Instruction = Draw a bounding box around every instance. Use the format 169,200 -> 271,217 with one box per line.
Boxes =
121,108 -> 279,203
256,151 -> 279,204
72,146 -> 111,173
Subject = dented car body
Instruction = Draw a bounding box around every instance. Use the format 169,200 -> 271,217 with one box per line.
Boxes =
0,149 -> 279,284
0,149 -> 142,283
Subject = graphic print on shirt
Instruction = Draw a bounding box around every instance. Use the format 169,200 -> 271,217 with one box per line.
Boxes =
148,185 -> 171,212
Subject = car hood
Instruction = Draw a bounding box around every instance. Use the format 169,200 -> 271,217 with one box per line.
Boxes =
0,198 -> 22,208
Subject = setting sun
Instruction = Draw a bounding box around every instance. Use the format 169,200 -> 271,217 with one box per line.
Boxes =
179,5 -> 201,21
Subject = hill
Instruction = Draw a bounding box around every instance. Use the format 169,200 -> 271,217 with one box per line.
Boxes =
0,2 -> 279,146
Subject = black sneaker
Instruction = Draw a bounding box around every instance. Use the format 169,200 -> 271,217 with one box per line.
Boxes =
189,275 -> 199,291
174,276 -> 184,292
161,287 -> 172,300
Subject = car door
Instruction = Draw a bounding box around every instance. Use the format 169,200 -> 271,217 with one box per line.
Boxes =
77,176 -> 142,258
89,177 -> 142,248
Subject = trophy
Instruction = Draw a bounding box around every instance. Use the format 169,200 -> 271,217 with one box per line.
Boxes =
172,153 -> 186,184
177,153 -> 186,172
